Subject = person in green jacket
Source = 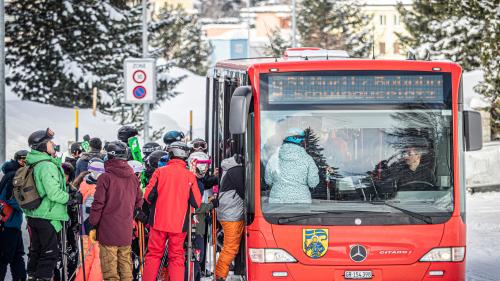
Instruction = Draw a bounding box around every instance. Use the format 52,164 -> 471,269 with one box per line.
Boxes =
24,128 -> 82,281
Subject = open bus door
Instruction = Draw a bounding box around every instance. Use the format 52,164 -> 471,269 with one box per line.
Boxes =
206,70 -> 250,279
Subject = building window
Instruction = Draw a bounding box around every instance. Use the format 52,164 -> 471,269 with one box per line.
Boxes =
280,18 -> 290,29
379,42 -> 386,55
394,15 -> 398,25
393,42 -> 400,54
379,15 -> 386,25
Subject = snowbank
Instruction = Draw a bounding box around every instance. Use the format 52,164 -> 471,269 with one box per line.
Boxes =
465,141 -> 500,190
467,191 -> 500,280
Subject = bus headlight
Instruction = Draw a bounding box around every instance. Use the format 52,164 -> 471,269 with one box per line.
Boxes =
419,247 -> 465,262
249,248 -> 297,263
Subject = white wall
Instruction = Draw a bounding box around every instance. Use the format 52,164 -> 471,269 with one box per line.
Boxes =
465,141 -> 500,189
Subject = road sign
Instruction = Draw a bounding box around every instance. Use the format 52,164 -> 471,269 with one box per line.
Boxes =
133,86 -> 147,99
124,58 -> 156,103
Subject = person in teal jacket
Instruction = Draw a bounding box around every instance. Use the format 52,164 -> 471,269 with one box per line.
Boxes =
24,128 -> 82,281
265,128 -> 319,204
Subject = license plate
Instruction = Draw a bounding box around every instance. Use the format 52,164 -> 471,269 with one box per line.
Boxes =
344,271 -> 373,279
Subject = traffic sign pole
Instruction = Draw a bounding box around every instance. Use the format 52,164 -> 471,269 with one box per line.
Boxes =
142,0 -> 150,143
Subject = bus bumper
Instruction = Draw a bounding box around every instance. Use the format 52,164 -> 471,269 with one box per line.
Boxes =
247,261 -> 465,281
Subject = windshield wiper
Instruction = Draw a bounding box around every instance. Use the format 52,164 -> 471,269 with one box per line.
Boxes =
370,201 -> 433,224
277,210 -> 379,224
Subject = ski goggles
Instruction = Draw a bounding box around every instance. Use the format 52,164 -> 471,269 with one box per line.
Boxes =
192,140 -> 208,150
192,159 -> 212,165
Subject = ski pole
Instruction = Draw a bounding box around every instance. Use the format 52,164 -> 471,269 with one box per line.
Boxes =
187,208 -> 193,281
61,221 -> 69,281
212,209 -> 217,280
138,221 -> 144,277
155,242 -> 168,281
78,204 -> 87,281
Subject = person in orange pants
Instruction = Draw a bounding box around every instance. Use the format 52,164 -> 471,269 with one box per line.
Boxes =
214,155 -> 245,280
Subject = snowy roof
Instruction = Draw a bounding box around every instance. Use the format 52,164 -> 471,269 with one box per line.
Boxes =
361,0 -> 413,6
209,29 -> 249,40
240,5 -> 291,13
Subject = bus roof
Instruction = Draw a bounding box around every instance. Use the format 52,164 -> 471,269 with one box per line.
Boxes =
215,57 -> 461,73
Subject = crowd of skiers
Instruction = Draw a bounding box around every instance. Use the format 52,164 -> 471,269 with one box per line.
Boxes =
0,126 -> 245,281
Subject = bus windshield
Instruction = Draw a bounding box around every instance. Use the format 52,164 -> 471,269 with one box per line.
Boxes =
259,71 -> 454,226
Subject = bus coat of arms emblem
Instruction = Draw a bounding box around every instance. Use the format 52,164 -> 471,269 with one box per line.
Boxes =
303,229 -> 328,259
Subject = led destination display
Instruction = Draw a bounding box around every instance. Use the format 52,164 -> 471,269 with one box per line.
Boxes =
267,74 -> 445,104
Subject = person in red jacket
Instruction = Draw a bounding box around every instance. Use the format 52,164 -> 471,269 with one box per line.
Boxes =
143,141 -> 202,281
88,141 -> 143,281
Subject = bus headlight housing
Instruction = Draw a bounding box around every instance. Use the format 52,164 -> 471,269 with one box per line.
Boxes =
249,248 -> 297,263
419,247 -> 465,262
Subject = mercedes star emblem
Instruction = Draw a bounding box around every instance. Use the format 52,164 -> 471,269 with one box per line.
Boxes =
350,245 -> 368,262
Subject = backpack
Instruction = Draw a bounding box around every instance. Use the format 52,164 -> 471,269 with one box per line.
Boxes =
12,160 -> 51,210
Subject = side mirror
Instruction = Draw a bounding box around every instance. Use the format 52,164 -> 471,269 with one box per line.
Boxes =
464,110 -> 482,151
229,86 -> 252,134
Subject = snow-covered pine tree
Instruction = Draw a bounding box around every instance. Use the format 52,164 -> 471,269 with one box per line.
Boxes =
6,0 -> 128,108
304,127 -> 329,189
151,4 -> 212,76
473,1 -> 500,138
398,0 -> 498,136
265,27 -> 291,57
198,0 -> 244,18
397,0 -> 482,71
297,0 -> 372,57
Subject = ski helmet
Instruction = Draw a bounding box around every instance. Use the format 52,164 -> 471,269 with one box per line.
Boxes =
28,128 -> 55,151
158,155 -> 170,167
87,158 -> 105,181
104,141 -> 129,160
163,131 -> 185,146
187,152 -> 211,177
283,128 -> 306,145
143,142 -> 162,158
14,150 -> 28,161
167,141 -> 190,160
128,160 -> 145,174
189,138 -> 208,152
117,126 -> 139,143
146,150 -> 169,170
70,142 -> 82,154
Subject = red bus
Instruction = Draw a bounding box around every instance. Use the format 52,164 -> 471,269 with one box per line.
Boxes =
205,49 -> 482,281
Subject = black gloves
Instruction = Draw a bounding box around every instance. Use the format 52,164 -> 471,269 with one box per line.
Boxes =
67,191 -> 83,206
134,208 -> 148,224
211,197 -> 219,208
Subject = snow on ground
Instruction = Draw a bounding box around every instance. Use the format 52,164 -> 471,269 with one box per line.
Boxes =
466,192 -> 500,281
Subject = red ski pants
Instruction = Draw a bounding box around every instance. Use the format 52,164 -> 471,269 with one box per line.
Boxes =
143,229 -> 187,281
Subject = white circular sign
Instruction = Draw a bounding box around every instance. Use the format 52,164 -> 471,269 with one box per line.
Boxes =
133,70 -> 147,84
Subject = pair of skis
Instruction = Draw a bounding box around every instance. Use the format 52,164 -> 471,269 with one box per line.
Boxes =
59,203 -> 87,281
128,135 -> 147,279
155,208 -> 198,281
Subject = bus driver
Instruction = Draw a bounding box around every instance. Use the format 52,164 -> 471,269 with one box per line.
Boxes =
396,145 -> 436,191
265,128 -> 319,204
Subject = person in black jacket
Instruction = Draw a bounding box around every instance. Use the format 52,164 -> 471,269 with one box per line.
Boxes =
75,138 -> 105,176
0,150 -> 28,281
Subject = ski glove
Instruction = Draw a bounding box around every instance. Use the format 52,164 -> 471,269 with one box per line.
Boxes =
67,191 -> 83,206
134,208 -> 148,224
